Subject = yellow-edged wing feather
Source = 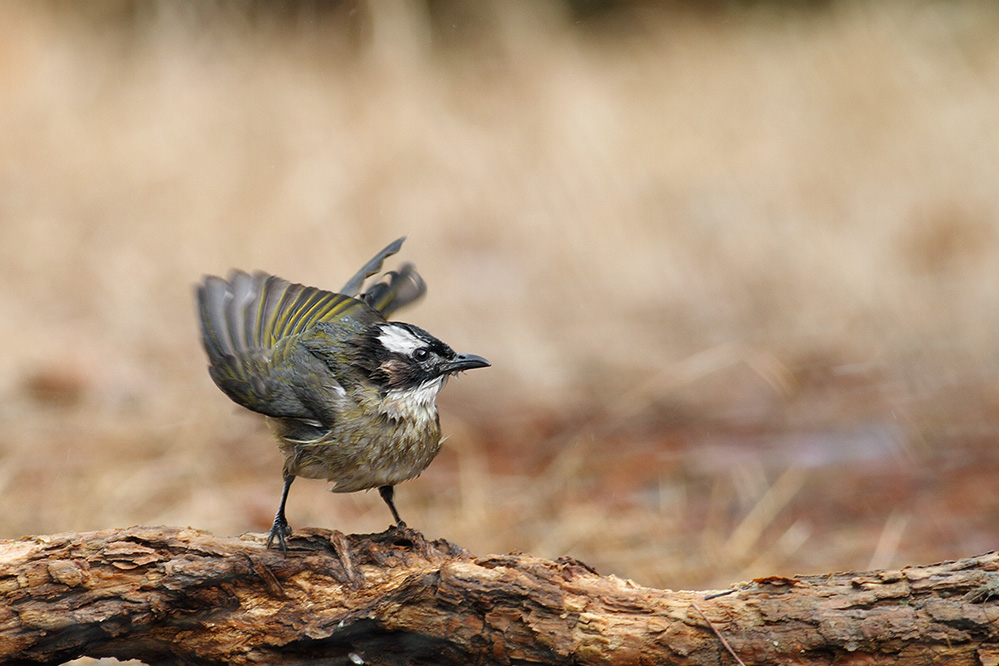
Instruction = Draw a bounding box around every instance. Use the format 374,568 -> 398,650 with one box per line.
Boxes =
196,238 -> 426,421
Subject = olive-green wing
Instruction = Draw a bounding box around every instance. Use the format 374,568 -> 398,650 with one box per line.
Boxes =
340,237 -> 406,297
197,271 -> 379,420
340,237 -> 427,318
197,238 -> 426,419
360,262 -> 426,318
199,271 -> 375,356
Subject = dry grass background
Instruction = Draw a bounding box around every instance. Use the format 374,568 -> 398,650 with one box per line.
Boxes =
2,0 -> 999,606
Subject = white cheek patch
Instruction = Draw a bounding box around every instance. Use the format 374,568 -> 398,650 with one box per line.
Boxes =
378,325 -> 423,356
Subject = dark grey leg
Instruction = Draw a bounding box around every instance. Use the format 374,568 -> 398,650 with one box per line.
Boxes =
378,485 -> 405,526
267,474 -> 295,554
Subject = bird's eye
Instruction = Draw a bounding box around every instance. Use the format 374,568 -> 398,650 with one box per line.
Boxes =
413,348 -> 430,362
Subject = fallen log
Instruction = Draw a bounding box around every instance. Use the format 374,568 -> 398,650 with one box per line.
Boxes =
2,525 -> 999,665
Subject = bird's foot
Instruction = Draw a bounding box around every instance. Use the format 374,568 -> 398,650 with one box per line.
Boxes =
266,515 -> 293,555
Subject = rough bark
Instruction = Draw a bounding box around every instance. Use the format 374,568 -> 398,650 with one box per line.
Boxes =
2,526 -> 999,665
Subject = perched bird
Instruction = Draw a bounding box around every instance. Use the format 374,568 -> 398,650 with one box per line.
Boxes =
196,238 -> 489,552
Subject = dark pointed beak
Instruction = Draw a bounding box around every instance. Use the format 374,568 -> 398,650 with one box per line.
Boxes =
441,353 -> 490,374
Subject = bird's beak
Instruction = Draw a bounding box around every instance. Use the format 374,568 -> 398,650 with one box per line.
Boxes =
441,353 -> 491,374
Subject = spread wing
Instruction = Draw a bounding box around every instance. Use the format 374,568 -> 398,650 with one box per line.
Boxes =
360,262 -> 426,318
197,271 -> 380,421
340,237 -> 427,318
197,238 -> 427,422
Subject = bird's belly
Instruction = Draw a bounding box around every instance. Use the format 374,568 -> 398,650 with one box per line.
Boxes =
274,415 -> 442,493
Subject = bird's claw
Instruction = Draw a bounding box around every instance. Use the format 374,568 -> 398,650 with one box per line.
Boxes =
266,516 -> 292,555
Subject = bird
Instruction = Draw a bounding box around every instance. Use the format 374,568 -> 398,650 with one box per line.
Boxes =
196,237 -> 489,553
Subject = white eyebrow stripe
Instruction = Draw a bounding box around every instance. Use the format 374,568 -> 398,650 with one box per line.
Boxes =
378,325 -> 423,355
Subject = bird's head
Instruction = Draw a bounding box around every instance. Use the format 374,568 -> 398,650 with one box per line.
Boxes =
358,322 -> 490,402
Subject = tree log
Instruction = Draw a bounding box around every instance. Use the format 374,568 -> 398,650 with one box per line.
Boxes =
2,526 -> 999,665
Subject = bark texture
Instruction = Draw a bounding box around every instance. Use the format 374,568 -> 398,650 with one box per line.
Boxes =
2,525 -> 999,665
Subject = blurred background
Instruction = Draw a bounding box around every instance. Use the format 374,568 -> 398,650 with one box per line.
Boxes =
2,0 -> 999,597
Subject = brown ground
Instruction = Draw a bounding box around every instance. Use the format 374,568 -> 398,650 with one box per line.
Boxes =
2,1 -> 999,622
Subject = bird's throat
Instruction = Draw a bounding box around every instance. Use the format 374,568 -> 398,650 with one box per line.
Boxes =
380,375 -> 445,423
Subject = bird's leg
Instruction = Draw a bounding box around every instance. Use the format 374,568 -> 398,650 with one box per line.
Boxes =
378,485 -> 405,527
267,474 -> 295,554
